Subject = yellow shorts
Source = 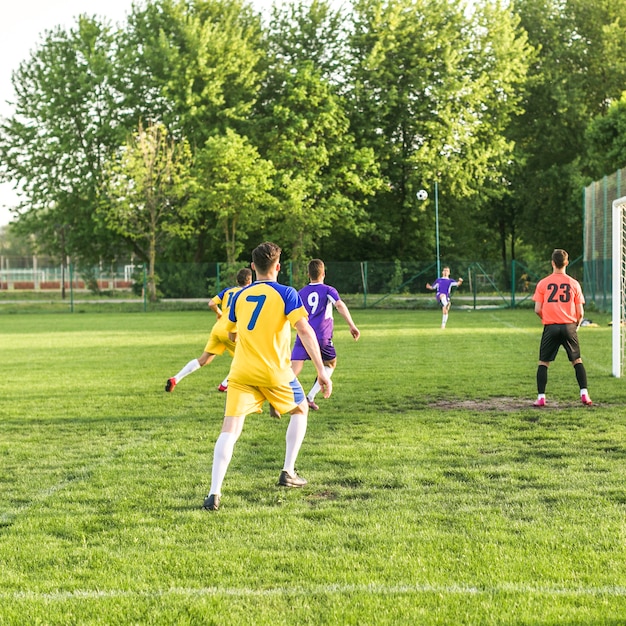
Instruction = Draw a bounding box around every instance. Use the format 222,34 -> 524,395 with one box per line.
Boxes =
225,378 -> 306,417
204,331 -> 235,357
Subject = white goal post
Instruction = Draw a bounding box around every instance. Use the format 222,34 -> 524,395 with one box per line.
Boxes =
612,196 -> 626,378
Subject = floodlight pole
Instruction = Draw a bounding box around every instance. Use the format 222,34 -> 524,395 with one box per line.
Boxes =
435,180 -> 441,277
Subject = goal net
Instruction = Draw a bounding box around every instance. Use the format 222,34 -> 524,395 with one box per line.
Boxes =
612,196 -> 626,377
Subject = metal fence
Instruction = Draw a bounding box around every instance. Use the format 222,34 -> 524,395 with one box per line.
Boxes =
584,167 -> 625,312
0,257 -> 584,310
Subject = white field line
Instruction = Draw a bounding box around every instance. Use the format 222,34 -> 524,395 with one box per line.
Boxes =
3,582 -> 626,602
488,312 -> 536,334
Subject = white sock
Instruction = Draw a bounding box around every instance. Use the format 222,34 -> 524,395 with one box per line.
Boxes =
283,413 -> 307,475
174,358 -> 201,383
580,388 -> 588,397
220,377 -> 228,388
442,314 -> 448,326
308,366 -> 334,401
209,431 -> 238,495
537,393 -> 546,400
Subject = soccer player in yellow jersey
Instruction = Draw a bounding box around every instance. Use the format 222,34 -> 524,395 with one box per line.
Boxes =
165,268 -> 252,393
203,242 -> 332,511
532,248 -> 592,407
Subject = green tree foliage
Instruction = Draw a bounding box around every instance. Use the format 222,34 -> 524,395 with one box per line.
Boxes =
100,122 -> 193,301
509,0 -> 626,258
264,0 -> 348,83
116,0 -> 264,145
0,224 -> 36,258
190,128 -> 275,265
2,0 -> 626,271
254,1 -> 381,264
585,93 -> 626,179
254,61 -> 381,262
0,16 -> 124,265
344,0 -> 531,262
462,0 -> 534,272
113,0 -> 267,261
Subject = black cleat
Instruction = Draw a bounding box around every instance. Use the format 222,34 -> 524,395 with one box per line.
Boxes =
203,494 -> 220,510
279,470 -> 308,488
165,378 -> 176,392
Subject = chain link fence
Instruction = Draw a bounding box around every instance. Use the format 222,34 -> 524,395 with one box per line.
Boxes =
1,256 -> 584,311
584,167 -> 625,312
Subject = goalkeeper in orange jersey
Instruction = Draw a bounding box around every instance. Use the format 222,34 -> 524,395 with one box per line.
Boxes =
532,248 -> 592,407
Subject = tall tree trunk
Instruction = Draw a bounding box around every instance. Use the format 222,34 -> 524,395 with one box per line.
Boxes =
149,228 -> 157,302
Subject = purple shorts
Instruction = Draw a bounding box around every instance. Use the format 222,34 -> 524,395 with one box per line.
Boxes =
291,336 -> 337,362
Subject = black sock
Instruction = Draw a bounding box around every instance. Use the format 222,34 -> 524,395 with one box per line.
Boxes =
574,362 -> 588,390
537,365 -> 548,394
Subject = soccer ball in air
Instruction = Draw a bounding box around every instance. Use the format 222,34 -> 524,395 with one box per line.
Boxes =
417,189 -> 428,201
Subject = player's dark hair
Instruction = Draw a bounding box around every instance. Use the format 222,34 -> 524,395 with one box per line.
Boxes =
236,268 -> 252,286
552,249 -> 568,269
252,242 -> 281,273
308,259 -> 325,281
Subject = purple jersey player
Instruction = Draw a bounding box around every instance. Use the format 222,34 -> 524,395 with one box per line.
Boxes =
290,259 -> 360,412
426,266 -> 464,328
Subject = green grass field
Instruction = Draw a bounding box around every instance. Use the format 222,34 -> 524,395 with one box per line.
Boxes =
1,308 -> 625,625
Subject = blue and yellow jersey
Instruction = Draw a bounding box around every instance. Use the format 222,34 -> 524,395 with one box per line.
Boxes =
226,281 -> 307,387
212,285 -> 244,334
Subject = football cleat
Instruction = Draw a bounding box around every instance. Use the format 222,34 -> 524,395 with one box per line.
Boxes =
532,397 -> 545,407
279,470 -> 307,488
581,394 -> 593,406
307,399 -> 320,411
203,494 -> 220,511
165,378 -> 176,392
217,383 -> 227,392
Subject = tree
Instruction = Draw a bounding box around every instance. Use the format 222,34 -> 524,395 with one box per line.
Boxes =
257,62 -> 382,263
264,0 -> 349,84
343,0 -> 532,263
114,0 -> 265,147
252,1 -> 381,263
190,128 -> 275,265
0,16 -> 125,265
113,0 -> 267,261
585,92 -> 626,178
100,122 -> 193,301
462,0 -> 534,274
510,0 -> 626,258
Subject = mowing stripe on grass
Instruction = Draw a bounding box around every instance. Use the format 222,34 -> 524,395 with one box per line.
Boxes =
4,583 -> 626,601
0,425 -> 165,529
488,311 -> 610,374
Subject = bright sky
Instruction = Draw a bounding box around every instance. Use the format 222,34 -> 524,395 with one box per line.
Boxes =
0,0 -> 274,227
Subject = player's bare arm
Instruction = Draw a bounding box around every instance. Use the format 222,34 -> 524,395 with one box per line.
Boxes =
335,300 -> 360,340
208,298 -> 222,318
294,318 -> 332,398
576,303 -> 585,328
